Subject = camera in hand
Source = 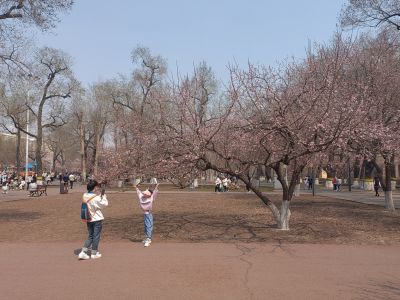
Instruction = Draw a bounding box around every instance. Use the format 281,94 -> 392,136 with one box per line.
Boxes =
99,180 -> 107,196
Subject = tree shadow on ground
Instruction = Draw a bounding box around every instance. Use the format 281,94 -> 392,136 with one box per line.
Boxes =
350,277 -> 400,300
106,212 -> 292,243
0,209 -> 43,222
293,198 -> 400,226
104,194 -> 400,244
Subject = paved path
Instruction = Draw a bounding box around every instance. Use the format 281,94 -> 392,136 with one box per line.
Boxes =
1,242 -> 399,300
301,188 -> 400,209
0,183 -> 84,203
1,183 -> 399,209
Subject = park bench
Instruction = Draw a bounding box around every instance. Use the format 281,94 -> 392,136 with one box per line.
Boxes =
29,185 -> 47,197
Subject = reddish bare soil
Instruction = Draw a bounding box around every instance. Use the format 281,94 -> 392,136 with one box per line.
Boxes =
1,189 -> 400,299
1,190 -> 399,244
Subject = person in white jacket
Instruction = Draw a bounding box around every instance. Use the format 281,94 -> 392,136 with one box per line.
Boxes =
78,180 -> 109,260
135,183 -> 159,247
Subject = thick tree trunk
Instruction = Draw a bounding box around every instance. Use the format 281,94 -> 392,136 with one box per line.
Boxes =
113,126 -> 118,151
272,161 -> 304,230
294,183 -> 300,196
385,191 -> 395,211
279,200 -> 291,230
79,119 -> 87,182
52,153 -> 57,173
36,103 -> 44,174
35,125 -> 43,174
15,129 -> 21,173
93,131 -> 101,177
60,152 -> 66,171
384,163 -> 395,211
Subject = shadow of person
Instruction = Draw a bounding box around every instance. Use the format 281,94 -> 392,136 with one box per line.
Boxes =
74,248 -> 93,256
123,237 -> 142,243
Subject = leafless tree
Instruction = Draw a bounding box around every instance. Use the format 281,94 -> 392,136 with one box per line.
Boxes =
112,46 -> 167,117
85,82 -> 115,177
0,75 -> 29,172
341,0 -> 400,31
0,0 -> 73,75
0,0 -> 73,29
10,47 -> 77,173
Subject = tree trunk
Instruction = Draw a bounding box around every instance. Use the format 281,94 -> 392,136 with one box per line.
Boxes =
52,152 -> 57,173
93,130 -> 101,177
15,129 -> 21,173
294,183 -> 300,196
79,118 -> 87,182
279,200 -> 291,230
36,104 -> 44,174
60,152 -> 66,171
35,125 -> 43,174
113,126 -> 118,151
384,162 -> 395,211
385,191 -> 395,211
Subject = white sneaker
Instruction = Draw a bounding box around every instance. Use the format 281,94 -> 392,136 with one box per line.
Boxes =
144,239 -> 152,247
91,252 -> 102,259
78,251 -> 90,260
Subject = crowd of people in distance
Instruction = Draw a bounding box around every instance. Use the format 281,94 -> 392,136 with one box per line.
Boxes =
214,175 -> 239,192
0,170 -> 83,194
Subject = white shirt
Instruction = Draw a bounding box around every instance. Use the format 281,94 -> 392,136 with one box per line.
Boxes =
83,192 -> 109,222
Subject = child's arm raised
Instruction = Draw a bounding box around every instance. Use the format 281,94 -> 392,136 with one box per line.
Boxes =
135,184 -> 142,198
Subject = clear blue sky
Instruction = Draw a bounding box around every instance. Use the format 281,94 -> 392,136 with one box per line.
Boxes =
37,0 -> 347,86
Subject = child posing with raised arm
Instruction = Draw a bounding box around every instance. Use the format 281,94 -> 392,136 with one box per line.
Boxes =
135,183 -> 159,247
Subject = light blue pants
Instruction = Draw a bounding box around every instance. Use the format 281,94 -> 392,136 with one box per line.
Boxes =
144,213 -> 153,239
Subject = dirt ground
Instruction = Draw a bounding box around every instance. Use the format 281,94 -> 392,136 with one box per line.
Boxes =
1,188 -> 400,299
1,189 -> 400,244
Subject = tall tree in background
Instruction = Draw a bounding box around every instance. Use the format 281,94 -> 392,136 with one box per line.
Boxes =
87,82 -> 115,176
70,92 -> 90,182
0,79 -> 27,172
346,32 -> 400,211
0,0 -> 73,28
10,47 -> 76,173
156,36 -> 361,230
0,0 -> 73,74
111,46 -> 167,116
341,0 -> 400,31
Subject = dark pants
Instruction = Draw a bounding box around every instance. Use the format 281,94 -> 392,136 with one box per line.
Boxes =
374,186 -> 379,196
83,220 -> 103,252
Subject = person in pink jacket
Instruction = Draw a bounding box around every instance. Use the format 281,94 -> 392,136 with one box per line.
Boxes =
135,183 -> 159,247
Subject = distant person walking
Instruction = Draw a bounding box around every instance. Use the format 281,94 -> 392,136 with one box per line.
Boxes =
63,173 -> 69,190
222,177 -> 230,192
308,176 -> 313,190
332,177 -> 337,191
69,173 -> 75,189
337,178 -> 342,191
135,183 -> 159,247
215,177 -> 222,193
374,176 -> 380,197
304,176 -> 309,190
2,181 -> 9,194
